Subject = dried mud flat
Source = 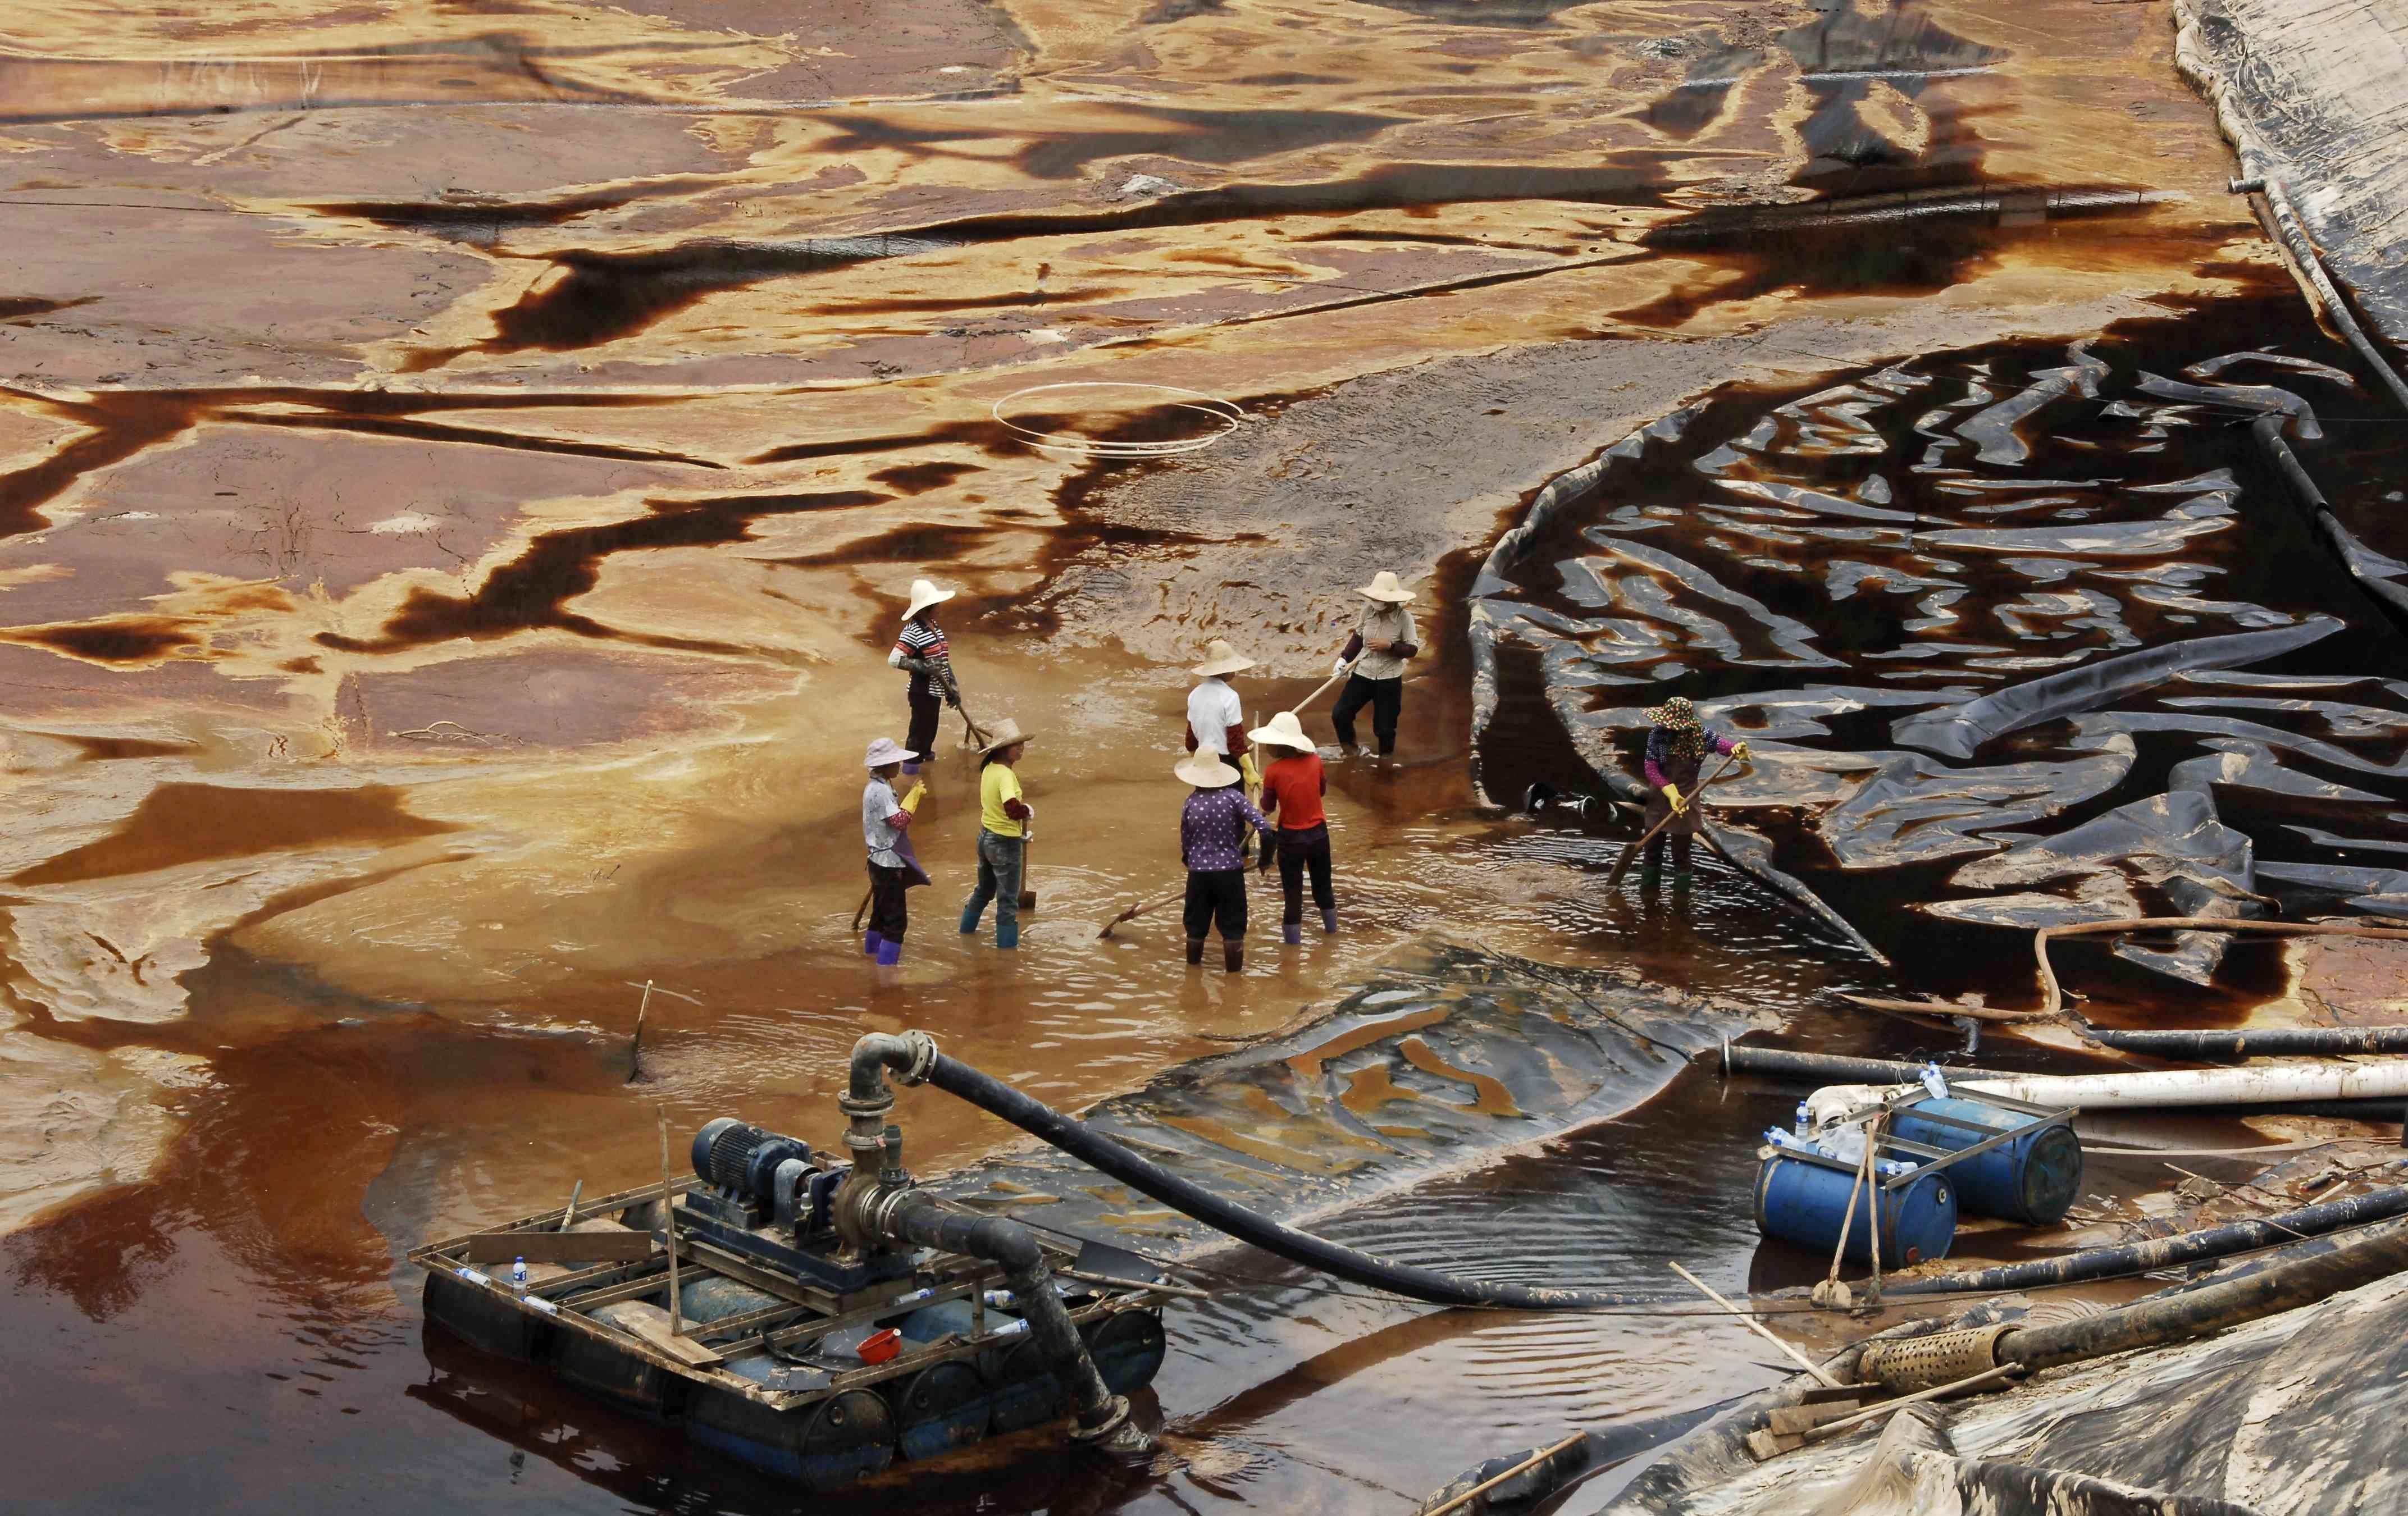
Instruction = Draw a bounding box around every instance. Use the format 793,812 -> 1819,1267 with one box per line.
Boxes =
0,0 -> 2389,1510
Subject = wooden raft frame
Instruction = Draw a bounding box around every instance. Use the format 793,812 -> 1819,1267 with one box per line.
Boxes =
409,1177 -> 1180,1409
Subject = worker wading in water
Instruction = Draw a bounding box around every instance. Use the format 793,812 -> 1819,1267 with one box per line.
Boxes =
960,718 -> 1032,949
889,578 -> 962,775
1641,696 -> 1749,881
860,737 -> 929,967
1249,710 -> 1337,942
1177,749 -> 1271,972
1186,638 -> 1261,860
1331,570 -> 1418,761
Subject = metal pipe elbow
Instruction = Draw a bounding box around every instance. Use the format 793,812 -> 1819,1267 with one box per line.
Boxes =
847,1030 -> 938,1103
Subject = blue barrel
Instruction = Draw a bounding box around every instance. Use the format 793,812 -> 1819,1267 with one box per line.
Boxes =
1754,1154 -> 1956,1266
1890,1097 -> 2082,1225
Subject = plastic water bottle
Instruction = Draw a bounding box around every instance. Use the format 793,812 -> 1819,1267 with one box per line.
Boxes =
983,1288 -> 1019,1309
1794,1102 -> 1811,1138
511,1257 -> 527,1295
1920,1062 -> 1949,1101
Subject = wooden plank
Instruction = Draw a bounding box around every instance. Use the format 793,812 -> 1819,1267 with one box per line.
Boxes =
1798,1383 -> 1876,1405
466,1230 -> 653,1264
563,1268 -> 677,1310
1768,1401 -> 1863,1435
530,1257 -> 657,1299
1746,1430 -> 1806,1462
605,1300 -> 726,1367
410,1177 -> 694,1263
673,1235 -> 845,1314
694,1302 -> 817,1341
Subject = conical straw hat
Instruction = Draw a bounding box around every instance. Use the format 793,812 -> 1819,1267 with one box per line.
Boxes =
1175,751 -> 1241,788
1246,710 -> 1316,752
1191,638 -> 1256,678
978,716 -> 1031,756
1357,569 -> 1415,603
903,578 -> 956,619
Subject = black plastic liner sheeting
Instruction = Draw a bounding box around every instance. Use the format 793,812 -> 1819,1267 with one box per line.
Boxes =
1470,296 -> 2408,988
926,940 -> 1757,1263
1577,1268 -> 2408,1514
2174,0 -> 2408,353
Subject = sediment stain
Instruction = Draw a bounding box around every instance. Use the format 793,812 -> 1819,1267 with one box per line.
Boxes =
869,460 -> 983,494
0,296 -> 99,322
316,488 -> 885,654
11,783 -> 458,887
0,618 -> 207,666
0,385 -> 711,541
1620,185 -> 2174,326
437,159 -> 1700,359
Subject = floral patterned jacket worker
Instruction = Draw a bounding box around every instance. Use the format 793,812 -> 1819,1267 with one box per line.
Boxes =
1640,696 -> 1749,881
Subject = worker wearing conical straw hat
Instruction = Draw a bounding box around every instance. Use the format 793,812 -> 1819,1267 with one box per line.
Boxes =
1331,570 -> 1419,761
1187,637 -> 1263,857
860,737 -> 929,969
889,577 -> 961,775
1249,710 -> 1338,944
959,718 -> 1033,949
1176,749 -> 1270,972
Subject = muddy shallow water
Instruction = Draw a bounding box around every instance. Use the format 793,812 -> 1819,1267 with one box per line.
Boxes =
0,0 -> 2395,1509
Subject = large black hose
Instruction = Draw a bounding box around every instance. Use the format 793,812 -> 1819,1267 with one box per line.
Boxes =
879,1195 -> 1146,1451
1888,1182 -> 2408,1297
896,1045 -> 1682,1310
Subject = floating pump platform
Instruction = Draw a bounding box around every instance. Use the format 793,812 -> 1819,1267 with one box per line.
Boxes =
413,1058 -> 1171,1490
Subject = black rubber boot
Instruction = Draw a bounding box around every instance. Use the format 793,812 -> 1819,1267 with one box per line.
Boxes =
1185,938 -> 1205,966
1224,942 -> 1244,974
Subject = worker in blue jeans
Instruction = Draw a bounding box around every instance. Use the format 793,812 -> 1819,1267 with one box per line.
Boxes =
959,719 -> 1032,949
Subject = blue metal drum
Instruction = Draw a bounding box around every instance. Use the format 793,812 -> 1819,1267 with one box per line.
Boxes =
1890,1097 -> 2082,1225
1754,1153 -> 1957,1266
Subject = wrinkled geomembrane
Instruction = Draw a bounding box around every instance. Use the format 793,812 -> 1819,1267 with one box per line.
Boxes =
1472,298 -> 2408,989
931,940 -> 1757,1263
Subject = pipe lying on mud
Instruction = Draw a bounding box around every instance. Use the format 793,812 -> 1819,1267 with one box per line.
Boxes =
1885,1183 -> 2408,1298
2087,1025 -> 2408,1058
1724,1045 -> 1967,1086
1996,1210 -> 2408,1370
1726,1044 -> 2408,1117
1809,1061 -> 2408,1119
1640,185 -> 2169,249
850,1033 -> 1688,1310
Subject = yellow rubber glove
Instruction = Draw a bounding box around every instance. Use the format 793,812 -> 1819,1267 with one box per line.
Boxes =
899,781 -> 928,814
1732,741 -> 1752,763
1238,751 -> 1262,791
1662,783 -> 1688,814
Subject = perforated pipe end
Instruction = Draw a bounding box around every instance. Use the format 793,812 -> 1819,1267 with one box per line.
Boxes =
1858,1322 -> 2013,1393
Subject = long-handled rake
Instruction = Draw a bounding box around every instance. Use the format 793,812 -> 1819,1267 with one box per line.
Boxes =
1604,751 -> 1748,887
